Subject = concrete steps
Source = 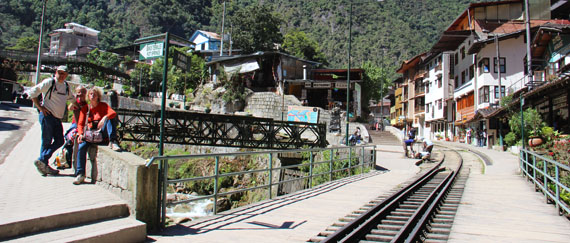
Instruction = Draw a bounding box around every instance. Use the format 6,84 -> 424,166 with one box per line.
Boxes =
0,201 -> 146,242
370,131 -> 401,145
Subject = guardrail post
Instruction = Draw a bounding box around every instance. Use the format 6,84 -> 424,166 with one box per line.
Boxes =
519,149 -> 526,176
348,147 -> 352,176
309,151 -> 313,188
361,146 -> 365,174
214,156 -> 220,214
535,156 -> 548,204
329,148 -> 333,182
532,154 -> 536,187
372,145 -> 376,169
555,165 -> 560,213
161,160 -> 168,227
269,153 -> 273,199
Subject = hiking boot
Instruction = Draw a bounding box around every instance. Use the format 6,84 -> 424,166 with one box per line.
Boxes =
110,141 -> 121,152
34,160 -> 48,176
73,174 -> 86,185
45,164 -> 60,175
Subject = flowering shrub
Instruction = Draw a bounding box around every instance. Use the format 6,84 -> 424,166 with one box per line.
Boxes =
552,139 -> 570,166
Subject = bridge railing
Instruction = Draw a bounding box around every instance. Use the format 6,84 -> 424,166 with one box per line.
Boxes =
146,145 -> 376,228
520,148 -> 570,215
116,108 -> 327,149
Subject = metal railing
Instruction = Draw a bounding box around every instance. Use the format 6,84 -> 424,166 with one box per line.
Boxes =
520,149 -> 570,215
507,76 -> 526,95
147,144 -> 377,227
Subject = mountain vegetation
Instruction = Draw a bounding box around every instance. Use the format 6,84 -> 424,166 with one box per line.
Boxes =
1,0 -> 481,80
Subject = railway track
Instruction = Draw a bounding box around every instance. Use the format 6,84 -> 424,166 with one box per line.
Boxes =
309,148 -> 471,243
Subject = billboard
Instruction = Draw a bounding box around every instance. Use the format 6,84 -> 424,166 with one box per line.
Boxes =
287,106 -> 319,124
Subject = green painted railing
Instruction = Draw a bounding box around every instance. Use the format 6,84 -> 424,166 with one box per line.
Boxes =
520,148 -> 570,215
146,145 -> 377,227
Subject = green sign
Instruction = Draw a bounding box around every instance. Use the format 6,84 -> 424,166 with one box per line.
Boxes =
139,41 -> 164,60
173,50 -> 191,73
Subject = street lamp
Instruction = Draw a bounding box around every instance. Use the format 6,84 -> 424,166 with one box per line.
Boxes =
345,0 -> 383,145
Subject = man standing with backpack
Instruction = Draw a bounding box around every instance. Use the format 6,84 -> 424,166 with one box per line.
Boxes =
28,65 -> 78,176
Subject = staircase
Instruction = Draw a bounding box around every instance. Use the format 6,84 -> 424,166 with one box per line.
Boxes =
0,201 -> 146,242
369,130 -> 401,146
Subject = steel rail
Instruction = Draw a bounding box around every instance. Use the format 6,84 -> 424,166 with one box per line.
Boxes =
404,150 -> 463,242
321,159 -> 445,242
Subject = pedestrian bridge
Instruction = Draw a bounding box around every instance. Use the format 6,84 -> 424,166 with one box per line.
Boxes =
116,108 -> 328,149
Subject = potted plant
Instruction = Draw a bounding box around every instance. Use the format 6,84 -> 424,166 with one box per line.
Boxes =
526,108 -> 545,147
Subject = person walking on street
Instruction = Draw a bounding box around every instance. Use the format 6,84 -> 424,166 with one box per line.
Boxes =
27,65 -> 78,176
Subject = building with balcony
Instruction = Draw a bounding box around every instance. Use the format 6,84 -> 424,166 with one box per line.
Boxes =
49,22 -> 99,56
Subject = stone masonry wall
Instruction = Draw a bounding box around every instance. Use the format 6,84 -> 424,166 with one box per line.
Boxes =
85,146 -> 159,230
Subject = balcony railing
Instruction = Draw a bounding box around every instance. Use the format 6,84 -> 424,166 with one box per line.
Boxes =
435,63 -> 442,72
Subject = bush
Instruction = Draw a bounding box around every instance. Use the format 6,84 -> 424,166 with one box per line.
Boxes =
504,132 -> 517,147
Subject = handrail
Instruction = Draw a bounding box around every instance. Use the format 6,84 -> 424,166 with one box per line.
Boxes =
150,144 -> 377,228
520,148 -> 570,216
146,145 -> 370,167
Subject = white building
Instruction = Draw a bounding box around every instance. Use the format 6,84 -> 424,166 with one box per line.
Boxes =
424,52 -> 452,140
189,30 -> 221,51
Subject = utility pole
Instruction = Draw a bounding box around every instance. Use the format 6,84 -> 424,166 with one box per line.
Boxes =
494,34 -> 504,148
220,1 -> 226,57
35,0 -> 48,85
524,0 -> 533,89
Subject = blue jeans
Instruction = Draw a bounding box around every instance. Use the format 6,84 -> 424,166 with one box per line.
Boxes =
75,119 -> 117,176
38,112 -> 64,165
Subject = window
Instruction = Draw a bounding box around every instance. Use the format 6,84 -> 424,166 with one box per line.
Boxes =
469,65 -> 475,80
494,86 -> 505,99
426,103 -> 430,113
479,86 -> 489,103
461,47 -> 466,59
454,76 -> 459,88
461,71 -> 466,85
437,77 -> 442,88
438,99 -> 442,110
479,58 -> 490,73
493,57 -> 506,73
454,53 -> 458,65
426,82 -> 429,93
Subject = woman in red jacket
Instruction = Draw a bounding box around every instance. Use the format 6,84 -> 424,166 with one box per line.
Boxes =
74,87 -> 120,185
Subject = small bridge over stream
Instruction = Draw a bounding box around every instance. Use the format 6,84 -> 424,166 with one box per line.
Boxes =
116,108 -> 328,149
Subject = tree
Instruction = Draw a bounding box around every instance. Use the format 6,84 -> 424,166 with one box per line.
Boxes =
81,49 -> 123,86
230,4 -> 283,54
362,61 -> 391,112
7,36 -> 37,51
144,47 -> 206,96
282,29 -> 328,66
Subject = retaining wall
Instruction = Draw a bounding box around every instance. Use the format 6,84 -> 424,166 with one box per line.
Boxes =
85,146 -> 159,230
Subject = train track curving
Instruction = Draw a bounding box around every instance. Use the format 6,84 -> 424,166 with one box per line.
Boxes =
309,147 -> 472,243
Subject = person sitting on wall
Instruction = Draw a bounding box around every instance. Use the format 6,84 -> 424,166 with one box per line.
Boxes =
349,127 -> 362,144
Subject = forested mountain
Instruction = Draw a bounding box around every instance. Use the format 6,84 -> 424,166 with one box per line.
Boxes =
1,0 -> 482,77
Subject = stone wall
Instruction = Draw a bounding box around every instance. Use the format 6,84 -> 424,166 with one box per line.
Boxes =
245,92 -> 332,125
85,146 -> 159,230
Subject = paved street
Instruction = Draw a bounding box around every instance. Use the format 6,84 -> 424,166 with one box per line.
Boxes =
0,103 -> 36,165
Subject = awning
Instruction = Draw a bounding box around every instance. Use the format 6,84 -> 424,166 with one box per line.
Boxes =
453,113 -> 475,126
223,59 -> 260,74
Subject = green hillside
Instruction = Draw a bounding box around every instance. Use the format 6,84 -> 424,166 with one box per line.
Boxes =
0,0 -> 481,78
